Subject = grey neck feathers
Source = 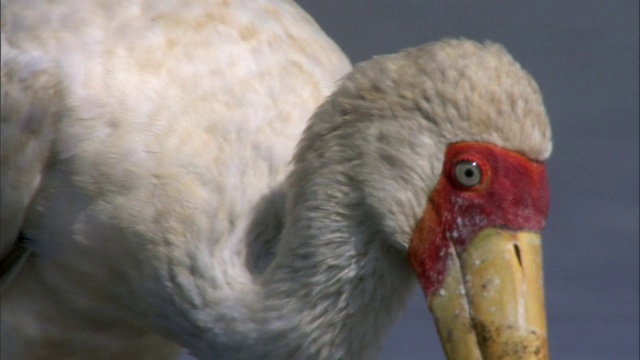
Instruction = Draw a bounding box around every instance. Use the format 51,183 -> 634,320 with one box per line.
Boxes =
172,168 -> 417,359
202,172 -> 415,359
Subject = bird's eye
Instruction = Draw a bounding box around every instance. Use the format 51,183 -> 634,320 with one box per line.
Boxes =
454,161 -> 482,188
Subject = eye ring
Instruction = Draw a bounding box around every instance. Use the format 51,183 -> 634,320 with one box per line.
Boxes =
454,161 -> 482,188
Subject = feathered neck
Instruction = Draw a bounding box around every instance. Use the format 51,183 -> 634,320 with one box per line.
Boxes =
166,170 -> 417,359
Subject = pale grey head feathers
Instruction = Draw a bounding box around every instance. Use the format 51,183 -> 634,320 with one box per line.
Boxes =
335,38 -> 552,160
290,38 -> 552,249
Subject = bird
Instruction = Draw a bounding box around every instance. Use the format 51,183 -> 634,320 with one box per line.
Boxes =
1,0 -> 553,359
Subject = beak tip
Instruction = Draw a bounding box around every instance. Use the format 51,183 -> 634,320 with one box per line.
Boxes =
475,321 -> 549,359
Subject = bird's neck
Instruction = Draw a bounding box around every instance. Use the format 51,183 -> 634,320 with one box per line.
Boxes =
167,179 -> 417,359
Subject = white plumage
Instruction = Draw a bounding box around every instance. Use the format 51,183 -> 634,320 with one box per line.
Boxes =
1,0 -> 551,359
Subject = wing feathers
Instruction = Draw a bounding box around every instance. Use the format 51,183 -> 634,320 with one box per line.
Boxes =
0,33 -> 62,258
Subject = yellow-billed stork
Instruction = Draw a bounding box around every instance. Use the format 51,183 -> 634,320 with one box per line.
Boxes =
1,0 -> 552,359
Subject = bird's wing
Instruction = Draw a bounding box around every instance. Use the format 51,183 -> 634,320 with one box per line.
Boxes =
0,0 -> 351,294
1,33 -> 62,286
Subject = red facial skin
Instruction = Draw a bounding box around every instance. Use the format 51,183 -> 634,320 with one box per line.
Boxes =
409,142 -> 550,297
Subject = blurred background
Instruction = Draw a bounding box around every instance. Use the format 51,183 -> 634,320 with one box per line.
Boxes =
293,1 -> 638,359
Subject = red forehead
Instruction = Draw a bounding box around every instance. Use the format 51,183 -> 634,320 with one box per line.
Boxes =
442,142 -> 549,244
409,142 -> 550,296
441,142 -> 550,245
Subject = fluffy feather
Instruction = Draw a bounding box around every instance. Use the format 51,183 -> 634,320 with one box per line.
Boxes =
1,0 -> 551,359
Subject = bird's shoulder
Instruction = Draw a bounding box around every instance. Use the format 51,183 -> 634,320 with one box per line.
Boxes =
0,0 -> 350,285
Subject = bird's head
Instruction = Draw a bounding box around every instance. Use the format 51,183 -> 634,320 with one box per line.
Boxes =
292,39 -> 551,359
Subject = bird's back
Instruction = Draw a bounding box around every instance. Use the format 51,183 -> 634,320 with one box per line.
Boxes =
0,1 -> 350,358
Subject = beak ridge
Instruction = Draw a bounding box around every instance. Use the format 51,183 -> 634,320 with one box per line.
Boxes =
429,228 -> 549,360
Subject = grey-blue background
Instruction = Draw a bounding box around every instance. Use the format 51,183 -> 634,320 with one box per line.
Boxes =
294,1 -> 638,359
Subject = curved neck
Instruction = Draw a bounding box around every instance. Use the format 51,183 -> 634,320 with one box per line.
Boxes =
155,176 -> 418,359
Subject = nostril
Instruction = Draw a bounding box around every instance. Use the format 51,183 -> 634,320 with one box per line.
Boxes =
514,244 -> 523,267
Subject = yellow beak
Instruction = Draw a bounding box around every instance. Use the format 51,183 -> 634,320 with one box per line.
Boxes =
429,228 -> 548,359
